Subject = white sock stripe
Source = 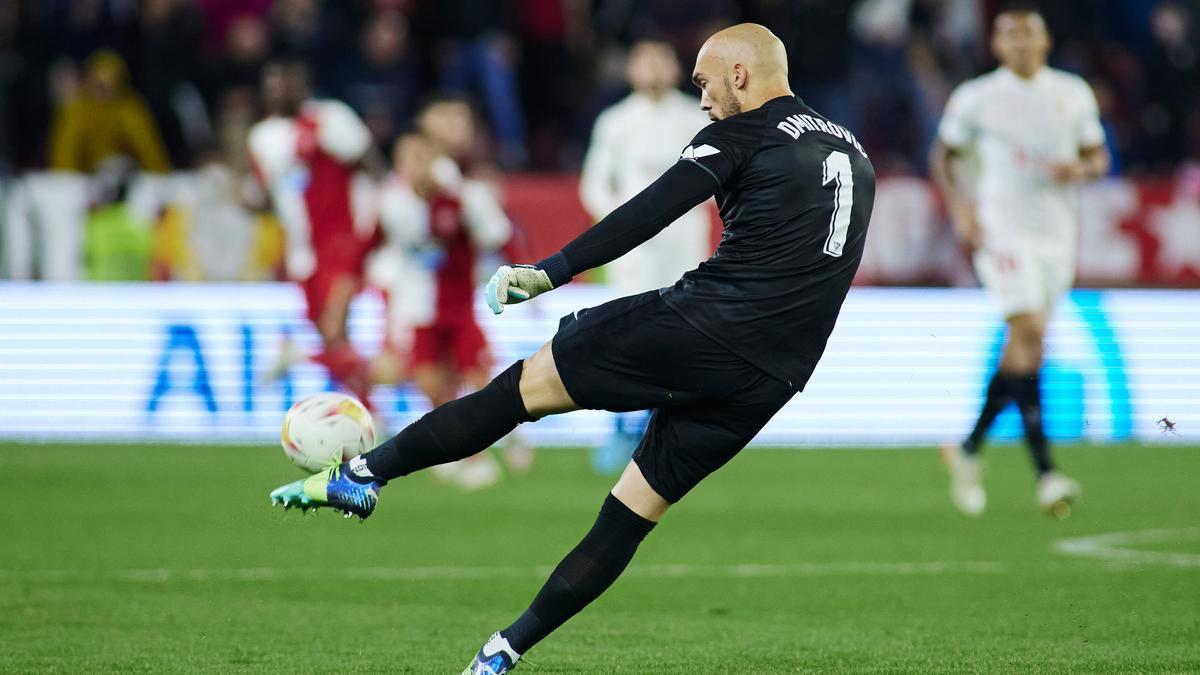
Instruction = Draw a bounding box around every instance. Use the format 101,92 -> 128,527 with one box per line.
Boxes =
485,632 -> 521,661
348,455 -> 374,478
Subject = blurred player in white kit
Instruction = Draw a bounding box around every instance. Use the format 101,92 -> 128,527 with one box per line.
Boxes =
579,40 -> 713,472
930,2 -> 1110,518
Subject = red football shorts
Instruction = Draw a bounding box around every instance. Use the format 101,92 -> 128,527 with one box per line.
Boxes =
409,320 -> 491,374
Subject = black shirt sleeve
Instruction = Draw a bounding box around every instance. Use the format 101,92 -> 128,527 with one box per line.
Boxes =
535,159 -> 716,286
535,112 -> 766,286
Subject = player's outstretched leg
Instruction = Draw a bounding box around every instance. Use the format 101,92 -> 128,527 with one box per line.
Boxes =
463,466 -> 664,673
268,360 -> 536,517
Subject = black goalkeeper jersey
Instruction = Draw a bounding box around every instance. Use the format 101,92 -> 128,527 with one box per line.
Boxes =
539,95 -> 874,391
661,96 -> 875,390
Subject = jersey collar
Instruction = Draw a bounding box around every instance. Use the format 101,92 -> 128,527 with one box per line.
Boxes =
999,66 -> 1049,86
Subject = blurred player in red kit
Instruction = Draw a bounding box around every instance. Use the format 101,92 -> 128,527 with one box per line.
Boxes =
248,59 -> 380,405
373,94 -> 531,488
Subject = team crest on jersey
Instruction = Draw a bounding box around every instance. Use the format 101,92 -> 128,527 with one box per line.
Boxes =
680,144 -> 721,159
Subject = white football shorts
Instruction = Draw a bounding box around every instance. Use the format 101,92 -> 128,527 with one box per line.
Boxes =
973,241 -> 1074,318
973,198 -> 1077,317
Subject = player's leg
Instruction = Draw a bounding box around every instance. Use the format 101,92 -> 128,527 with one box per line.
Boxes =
413,362 -> 454,407
959,250 -> 1025,458
368,295 -> 410,386
314,274 -> 356,345
461,322 -> 534,476
431,330 -> 509,490
954,245 -> 1080,517
368,347 -> 405,386
413,359 -> 478,486
943,310 -> 1044,515
1000,311 -> 1055,477
960,310 -> 1046,455
945,247 -> 1036,515
364,338 -> 573,479
465,368 -> 794,672
1027,257 -> 1081,515
462,358 -> 536,476
1005,303 -> 1080,516
308,273 -> 374,404
411,325 -> 475,483
467,462 -> 668,672
269,338 -> 574,516
595,410 -> 648,474
367,319 -> 576,482
269,289 -> 712,516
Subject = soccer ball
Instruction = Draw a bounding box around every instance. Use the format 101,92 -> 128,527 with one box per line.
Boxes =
280,393 -> 376,473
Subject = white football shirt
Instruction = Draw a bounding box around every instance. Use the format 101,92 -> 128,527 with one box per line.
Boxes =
579,90 -> 713,294
938,67 -> 1105,250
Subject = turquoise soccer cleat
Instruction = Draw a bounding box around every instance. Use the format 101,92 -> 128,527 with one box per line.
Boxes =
269,464 -> 381,521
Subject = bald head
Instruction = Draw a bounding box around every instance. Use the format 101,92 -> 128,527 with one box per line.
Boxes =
692,23 -> 793,121
699,24 -> 789,81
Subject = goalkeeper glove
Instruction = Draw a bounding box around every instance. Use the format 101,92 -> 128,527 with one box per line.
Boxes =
485,264 -> 555,315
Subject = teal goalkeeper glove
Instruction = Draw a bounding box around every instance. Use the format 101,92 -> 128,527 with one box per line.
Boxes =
485,264 -> 555,315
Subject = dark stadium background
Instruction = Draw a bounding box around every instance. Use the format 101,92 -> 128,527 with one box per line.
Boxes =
1,0 -> 1198,285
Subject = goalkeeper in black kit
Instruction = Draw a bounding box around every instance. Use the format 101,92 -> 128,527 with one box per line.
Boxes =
269,22 -> 875,674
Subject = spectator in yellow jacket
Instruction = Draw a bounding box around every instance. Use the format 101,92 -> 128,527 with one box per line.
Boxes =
49,50 -> 171,173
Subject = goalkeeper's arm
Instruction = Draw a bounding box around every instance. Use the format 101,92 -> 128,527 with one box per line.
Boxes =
487,160 -> 716,314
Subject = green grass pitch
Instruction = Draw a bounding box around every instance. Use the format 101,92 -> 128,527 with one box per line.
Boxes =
1,441 -> 1197,673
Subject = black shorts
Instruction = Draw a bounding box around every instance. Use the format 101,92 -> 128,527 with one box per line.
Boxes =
552,290 -> 796,503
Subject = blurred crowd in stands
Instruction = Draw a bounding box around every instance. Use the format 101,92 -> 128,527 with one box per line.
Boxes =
0,0 -> 1198,283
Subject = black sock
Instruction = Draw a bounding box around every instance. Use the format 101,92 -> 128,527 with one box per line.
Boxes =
500,493 -> 656,654
354,361 -> 534,482
1010,372 -> 1054,475
963,371 -> 1013,455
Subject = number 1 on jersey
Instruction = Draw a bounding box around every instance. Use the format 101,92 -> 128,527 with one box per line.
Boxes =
821,151 -> 853,257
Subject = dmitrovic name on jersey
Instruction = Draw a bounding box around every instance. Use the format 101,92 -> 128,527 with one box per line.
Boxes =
775,114 -> 868,159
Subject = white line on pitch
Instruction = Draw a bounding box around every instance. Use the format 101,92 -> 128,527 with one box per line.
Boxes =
1054,527 -> 1200,568
0,560 -> 1010,584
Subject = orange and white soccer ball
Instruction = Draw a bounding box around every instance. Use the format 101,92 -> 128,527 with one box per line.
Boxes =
280,393 -> 376,473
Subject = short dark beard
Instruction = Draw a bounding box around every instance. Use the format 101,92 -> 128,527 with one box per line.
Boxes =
720,76 -> 742,119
